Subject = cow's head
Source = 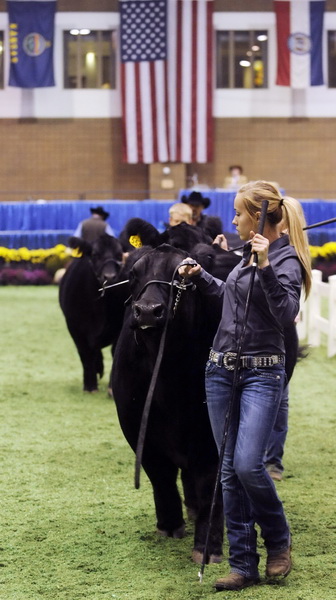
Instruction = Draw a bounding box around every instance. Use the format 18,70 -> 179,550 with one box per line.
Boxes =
128,244 -> 189,330
91,234 -> 124,284
192,242 -> 241,282
165,222 -> 212,252
191,243 -> 217,274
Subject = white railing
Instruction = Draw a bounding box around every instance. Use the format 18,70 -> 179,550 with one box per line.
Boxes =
297,269 -> 336,358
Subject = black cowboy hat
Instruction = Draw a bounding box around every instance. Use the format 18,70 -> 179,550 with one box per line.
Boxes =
90,206 -> 110,220
180,190 -> 211,209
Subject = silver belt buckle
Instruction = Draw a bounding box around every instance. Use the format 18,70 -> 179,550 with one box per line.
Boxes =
223,352 -> 237,371
210,349 -> 219,364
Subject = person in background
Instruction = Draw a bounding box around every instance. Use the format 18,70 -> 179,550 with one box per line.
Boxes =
168,202 -> 193,226
181,191 -> 223,240
179,180 -> 312,591
73,206 -> 115,244
224,165 -> 248,190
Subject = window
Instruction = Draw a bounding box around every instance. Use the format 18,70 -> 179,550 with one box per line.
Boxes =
64,29 -> 116,89
0,32 -> 4,89
328,31 -> 336,88
216,30 -> 268,89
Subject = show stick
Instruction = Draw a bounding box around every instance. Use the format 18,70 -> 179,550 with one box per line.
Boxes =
198,199 -> 269,583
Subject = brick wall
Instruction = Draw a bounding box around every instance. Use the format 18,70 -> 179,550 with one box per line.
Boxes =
1,117 -> 336,201
189,118 -> 336,200
0,118 -> 147,201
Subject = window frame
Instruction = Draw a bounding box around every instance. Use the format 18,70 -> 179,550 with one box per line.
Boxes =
63,29 -> 116,90
216,29 -> 269,90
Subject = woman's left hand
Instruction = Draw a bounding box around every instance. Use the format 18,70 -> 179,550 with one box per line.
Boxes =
213,234 -> 228,251
250,231 -> 270,269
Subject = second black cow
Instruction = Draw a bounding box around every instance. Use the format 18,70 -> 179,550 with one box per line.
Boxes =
59,234 -> 127,392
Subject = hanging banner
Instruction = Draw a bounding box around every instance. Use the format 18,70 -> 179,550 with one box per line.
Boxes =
274,0 -> 325,88
7,0 -> 57,88
120,0 -> 214,164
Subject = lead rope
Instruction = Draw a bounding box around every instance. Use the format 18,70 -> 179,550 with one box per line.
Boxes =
173,278 -> 186,314
134,260 -> 197,490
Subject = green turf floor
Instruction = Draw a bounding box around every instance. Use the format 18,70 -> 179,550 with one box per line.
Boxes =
0,286 -> 335,600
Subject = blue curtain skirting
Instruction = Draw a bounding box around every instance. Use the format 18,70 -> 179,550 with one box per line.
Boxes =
0,194 -> 335,249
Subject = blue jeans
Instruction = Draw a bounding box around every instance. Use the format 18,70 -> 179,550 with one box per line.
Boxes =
265,383 -> 289,472
205,360 -> 291,579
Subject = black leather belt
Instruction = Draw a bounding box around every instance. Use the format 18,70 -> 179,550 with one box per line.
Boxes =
209,349 -> 285,371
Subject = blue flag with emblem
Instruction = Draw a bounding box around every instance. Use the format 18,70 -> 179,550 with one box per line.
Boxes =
7,0 -> 57,88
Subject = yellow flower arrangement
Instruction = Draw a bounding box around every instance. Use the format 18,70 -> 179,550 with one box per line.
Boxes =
0,244 -> 71,264
309,241 -> 336,260
1,241 -> 336,269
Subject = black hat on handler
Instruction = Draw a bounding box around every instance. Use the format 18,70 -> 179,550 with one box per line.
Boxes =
181,190 -> 211,209
90,206 -> 110,220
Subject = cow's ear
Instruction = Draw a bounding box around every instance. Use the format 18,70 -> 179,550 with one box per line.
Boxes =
71,247 -> 83,258
68,236 -> 92,257
124,217 -> 160,248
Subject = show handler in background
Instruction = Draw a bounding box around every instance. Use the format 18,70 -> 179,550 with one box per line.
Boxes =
179,181 -> 312,592
73,206 -> 115,244
168,202 -> 193,226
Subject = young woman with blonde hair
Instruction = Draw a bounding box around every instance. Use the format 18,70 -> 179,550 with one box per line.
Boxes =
179,180 -> 311,591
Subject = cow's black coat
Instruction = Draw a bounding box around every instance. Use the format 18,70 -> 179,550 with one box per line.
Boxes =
59,234 -> 127,392
112,244 -> 223,562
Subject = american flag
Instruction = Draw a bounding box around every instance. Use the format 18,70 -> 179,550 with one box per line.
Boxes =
120,0 -> 213,164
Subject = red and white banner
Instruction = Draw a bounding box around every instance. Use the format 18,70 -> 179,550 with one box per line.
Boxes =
120,0 -> 213,164
274,0 -> 325,88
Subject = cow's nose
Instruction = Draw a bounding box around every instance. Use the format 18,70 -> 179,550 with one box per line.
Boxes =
133,301 -> 165,326
102,268 -> 118,283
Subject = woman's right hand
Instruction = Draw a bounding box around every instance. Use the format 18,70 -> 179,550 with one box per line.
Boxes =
178,258 -> 201,278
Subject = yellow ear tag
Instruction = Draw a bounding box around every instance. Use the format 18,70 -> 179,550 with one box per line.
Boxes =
71,247 -> 83,258
129,235 -> 142,248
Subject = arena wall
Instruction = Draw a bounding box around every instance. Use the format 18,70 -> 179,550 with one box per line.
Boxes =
0,1 -> 336,200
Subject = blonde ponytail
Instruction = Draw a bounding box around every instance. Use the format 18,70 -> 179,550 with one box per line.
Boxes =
281,196 -> 312,298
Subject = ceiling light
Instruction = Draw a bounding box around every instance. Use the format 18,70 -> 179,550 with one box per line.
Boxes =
257,34 -> 268,42
240,60 -> 251,67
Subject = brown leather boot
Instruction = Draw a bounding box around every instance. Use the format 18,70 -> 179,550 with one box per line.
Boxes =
266,547 -> 292,578
214,572 -> 260,591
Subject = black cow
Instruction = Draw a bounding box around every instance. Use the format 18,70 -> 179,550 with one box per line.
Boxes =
192,242 -> 242,282
59,234 -> 127,392
119,217 -> 213,254
112,244 -> 223,563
